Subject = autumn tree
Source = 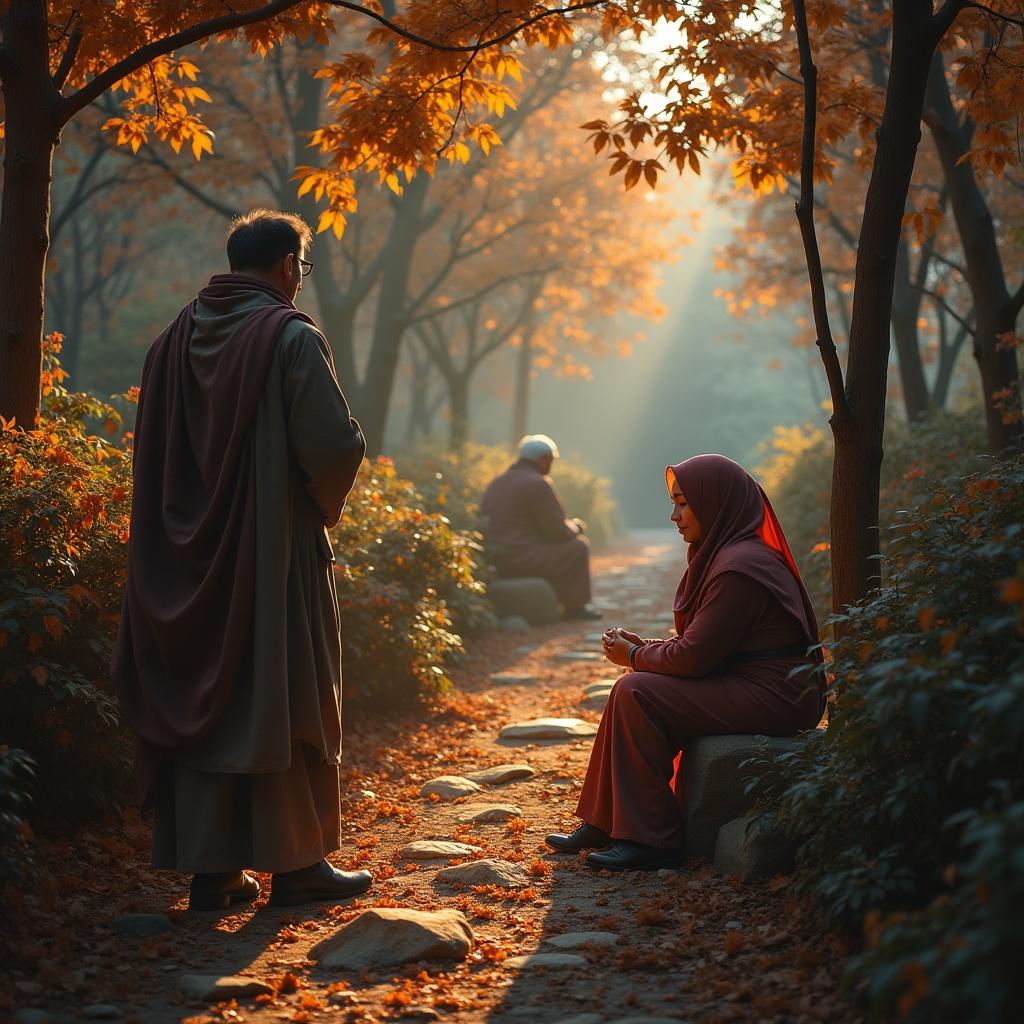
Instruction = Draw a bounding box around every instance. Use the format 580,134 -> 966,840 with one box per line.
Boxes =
0,0 -> 609,429
714,136 -> 979,419
588,0 -> 1024,616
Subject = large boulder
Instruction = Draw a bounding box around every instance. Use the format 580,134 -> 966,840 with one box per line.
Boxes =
310,908 -> 474,970
713,813 -> 797,881
487,578 -> 561,624
683,731 -> 821,860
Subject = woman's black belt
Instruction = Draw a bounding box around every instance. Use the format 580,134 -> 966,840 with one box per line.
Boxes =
724,642 -> 809,666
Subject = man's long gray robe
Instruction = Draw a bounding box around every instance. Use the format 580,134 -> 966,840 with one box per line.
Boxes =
115,276 -> 365,873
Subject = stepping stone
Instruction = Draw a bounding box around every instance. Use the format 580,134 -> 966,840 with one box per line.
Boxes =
399,840 -> 482,861
435,858 -> 530,889
714,813 -> 796,881
683,731 -> 823,859
420,776 -> 482,800
111,913 -> 173,938
581,691 -> 610,711
181,975 -> 274,1001
584,632 -> 606,643
513,644 -> 539,656
504,952 -> 588,969
544,931 -> 618,949
463,763 -> 535,785
500,718 -> 598,740
488,578 -> 561,625
555,651 -> 604,662
553,1016 -> 604,1024
584,678 -> 617,696
490,672 -> 537,686
311,908 -> 474,969
457,804 -> 523,824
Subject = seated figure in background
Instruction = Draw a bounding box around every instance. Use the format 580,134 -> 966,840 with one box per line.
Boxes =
480,434 -> 599,621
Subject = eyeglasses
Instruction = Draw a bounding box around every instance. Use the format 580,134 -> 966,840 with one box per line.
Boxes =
278,253 -> 314,277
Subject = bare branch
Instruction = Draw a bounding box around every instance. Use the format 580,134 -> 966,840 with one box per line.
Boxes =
790,0 -> 851,422
53,27 -> 83,90
963,1 -> 1024,29
326,1 -> 604,54
913,284 -> 976,336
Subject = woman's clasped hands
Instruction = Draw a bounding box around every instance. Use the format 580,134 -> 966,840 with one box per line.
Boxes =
601,627 -> 643,667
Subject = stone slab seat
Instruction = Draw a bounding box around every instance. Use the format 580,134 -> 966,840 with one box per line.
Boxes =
487,577 -> 561,625
682,730 -> 824,860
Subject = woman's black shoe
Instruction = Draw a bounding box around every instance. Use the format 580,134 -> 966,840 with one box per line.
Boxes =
269,859 -> 373,907
189,870 -> 260,911
584,840 -> 683,872
545,822 -> 611,853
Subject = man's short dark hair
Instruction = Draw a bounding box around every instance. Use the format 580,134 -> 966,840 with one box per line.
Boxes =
226,209 -> 313,273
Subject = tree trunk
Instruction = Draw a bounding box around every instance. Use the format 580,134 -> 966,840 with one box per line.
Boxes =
447,372 -> 470,452
511,331 -> 533,445
891,238 -> 931,419
359,172 -> 431,456
830,0 -> 939,611
0,0 -> 62,426
925,51 -> 1023,453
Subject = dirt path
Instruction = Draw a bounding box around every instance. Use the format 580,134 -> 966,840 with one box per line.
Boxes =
3,531 -> 857,1024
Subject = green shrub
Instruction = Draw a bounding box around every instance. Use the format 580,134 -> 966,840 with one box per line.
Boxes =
0,334 -> 133,822
764,453 -> 1024,1021
394,441 -> 622,549
0,746 -> 36,889
329,457 -> 493,709
756,406 -> 989,621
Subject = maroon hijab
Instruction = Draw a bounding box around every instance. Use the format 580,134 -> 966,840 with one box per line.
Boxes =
667,454 -> 819,648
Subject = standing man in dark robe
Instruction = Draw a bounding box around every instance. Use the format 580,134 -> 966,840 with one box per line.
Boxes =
480,435 -> 599,620
113,210 -> 371,911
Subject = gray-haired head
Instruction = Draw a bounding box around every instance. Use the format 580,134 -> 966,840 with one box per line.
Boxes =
518,434 -> 559,465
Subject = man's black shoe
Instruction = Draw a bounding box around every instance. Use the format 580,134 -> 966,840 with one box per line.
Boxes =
189,870 -> 260,911
269,859 -> 373,907
563,605 -> 602,621
545,822 -> 611,853
584,840 -> 683,872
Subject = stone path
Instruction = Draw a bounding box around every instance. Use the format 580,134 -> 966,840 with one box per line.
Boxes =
6,530 -> 855,1024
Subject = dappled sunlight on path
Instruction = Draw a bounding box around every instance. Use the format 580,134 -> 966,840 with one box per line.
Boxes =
3,531 -> 855,1024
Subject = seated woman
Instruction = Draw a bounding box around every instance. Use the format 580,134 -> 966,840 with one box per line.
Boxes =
546,454 -> 825,871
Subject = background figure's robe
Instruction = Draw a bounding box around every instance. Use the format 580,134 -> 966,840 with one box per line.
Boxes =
479,459 -> 591,610
113,276 -> 365,873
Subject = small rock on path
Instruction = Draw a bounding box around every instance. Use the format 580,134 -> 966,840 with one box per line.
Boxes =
490,672 -> 538,686
398,840 -> 482,861
463,763 -> 535,785
500,718 -> 598,740
181,975 -> 274,1001
457,804 -> 523,824
419,775 -> 482,800
435,858 -> 530,889
544,931 -> 619,949
504,952 -> 588,969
